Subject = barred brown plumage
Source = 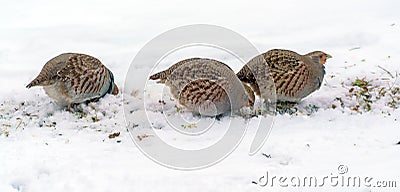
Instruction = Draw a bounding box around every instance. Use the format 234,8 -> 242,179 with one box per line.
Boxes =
26,53 -> 119,110
150,58 -> 254,116
237,49 -> 331,103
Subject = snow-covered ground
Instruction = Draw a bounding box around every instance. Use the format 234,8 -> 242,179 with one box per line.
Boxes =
1,0 -> 400,191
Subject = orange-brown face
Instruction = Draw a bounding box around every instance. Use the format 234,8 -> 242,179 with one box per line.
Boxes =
318,52 -> 332,65
306,51 -> 332,65
112,83 -> 119,95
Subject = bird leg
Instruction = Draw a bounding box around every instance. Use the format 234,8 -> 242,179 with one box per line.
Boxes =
67,103 -> 72,112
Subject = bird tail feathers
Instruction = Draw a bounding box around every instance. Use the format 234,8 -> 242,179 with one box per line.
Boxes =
149,71 -> 167,83
26,75 -> 52,88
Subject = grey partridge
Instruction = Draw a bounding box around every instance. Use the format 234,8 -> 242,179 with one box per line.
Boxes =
149,58 -> 255,116
237,49 -> 331,103
26,53 -> 119,109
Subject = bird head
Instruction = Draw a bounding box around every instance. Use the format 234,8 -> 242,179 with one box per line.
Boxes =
107,70 -> 119,95
305,51 -> 332,65
112,83 -> 119,95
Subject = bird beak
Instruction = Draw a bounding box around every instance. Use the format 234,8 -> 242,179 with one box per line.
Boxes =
326,54 -> 332,59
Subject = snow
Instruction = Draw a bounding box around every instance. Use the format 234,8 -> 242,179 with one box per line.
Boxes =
1,0 -> 400,191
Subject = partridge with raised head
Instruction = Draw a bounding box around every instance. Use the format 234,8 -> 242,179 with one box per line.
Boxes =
237,49 -> 331,102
